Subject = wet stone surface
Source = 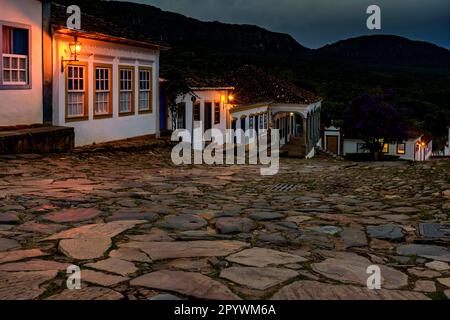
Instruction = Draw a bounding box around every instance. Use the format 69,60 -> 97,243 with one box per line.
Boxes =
0,148 -> 449,300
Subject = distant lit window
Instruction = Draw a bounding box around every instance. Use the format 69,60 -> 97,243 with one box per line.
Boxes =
397,143 -> 406,155
1,25 -> 29,87
382,143 -> 389,153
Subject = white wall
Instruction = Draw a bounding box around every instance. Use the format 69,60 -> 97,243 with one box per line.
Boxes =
343,138 -> 431,161
174,90 -> 230,133
53,34 -> 159,146
0,0 -> 43,126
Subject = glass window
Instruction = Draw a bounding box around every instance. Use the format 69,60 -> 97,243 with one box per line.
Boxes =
397,143 -> 406,155
119,67 -> 134,114
2,26 -> 29,86
382,143 -> 389,153
67,64 -> 86,118
94,66 -> 111,116
139,68 -> 152,112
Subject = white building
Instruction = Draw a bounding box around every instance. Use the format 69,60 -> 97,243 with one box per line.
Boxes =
169,65 -> 322,158
0,1 -> 167,151
323,126 -> 433,161
51,27 -> 163,146
0,0 -> 43,127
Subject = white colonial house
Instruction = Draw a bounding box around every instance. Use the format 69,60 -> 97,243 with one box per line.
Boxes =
0,0 -> 43,127
168,65 -> 322,158
0,0 -> 167,153
323,126 -> 433,161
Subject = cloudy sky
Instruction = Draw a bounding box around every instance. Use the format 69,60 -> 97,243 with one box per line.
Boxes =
130,0 -> 450,49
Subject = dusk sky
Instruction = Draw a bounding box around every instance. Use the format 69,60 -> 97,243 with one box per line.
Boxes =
131,0 -> 450,49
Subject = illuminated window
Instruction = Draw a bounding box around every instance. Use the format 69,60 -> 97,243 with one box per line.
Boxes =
119,66 -> 134,115
139,67 -> 152,113
66,64 -> 87,119
397,143 -> 406,155
214,102 -> 220,124
382,143 -> 389,153
94,65 -> 112,117
1,25 -> 30,87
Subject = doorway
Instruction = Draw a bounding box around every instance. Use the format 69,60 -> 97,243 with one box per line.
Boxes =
326,136 -> 338,154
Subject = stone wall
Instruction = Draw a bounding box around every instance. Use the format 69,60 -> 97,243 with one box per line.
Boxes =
0,126 -> 74,154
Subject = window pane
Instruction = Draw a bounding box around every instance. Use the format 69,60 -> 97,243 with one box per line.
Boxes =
12,28 -> 29,55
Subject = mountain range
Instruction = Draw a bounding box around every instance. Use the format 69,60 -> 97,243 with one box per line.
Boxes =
54,0 -> 450,147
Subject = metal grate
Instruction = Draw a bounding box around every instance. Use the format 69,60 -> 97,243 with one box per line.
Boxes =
268,183 -> 298,192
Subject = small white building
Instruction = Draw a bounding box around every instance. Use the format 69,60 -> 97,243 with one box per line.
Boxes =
0,0 -> 43,127
323,126 -> 433,161
169,65 -> 322,157
51,27 -> 164,146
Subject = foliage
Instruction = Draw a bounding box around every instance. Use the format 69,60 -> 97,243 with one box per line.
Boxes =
342,92 -> 408,159
163,70 -> 192,130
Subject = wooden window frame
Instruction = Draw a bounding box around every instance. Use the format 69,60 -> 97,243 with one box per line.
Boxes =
214,101 -> 220,124
397,143 -> 406,155
138,66 -> 153,114
65,61 -> 89,122
0,21 -> 32,90
93,63 -> 113,119
118,65 -> 135,117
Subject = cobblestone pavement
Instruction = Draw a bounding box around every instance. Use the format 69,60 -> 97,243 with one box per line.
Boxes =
0,148 -> 449,300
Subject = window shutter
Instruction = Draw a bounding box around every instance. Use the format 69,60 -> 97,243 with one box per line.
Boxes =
2,26 -> 12,54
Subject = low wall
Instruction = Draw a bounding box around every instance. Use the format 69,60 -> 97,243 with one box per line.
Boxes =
0,126 -> 74,154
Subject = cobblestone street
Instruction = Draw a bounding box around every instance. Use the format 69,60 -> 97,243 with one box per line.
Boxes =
0,147 -> 449,300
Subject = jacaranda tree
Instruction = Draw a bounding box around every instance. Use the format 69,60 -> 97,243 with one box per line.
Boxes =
343,91 -> 408,160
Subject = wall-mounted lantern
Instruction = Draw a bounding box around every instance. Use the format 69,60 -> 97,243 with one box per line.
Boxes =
61,36 -> 82,72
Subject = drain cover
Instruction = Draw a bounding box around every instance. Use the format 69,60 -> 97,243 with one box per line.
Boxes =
268,183 -> 298,192
419,223 -> 450,238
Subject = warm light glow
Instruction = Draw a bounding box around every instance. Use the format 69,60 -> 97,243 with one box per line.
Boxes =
69,40 -> 82,57
290,112 -> 294,116
228,95 -> 234,102
221,95 -> 226,103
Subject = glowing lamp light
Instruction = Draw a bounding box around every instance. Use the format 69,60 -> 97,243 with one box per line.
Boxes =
61,36 -> 82,73
228,95 -> 235,102
69,40 -> 82,57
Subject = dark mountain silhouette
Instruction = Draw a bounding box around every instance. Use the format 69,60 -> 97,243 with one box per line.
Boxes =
313,35 -> 450,67
53,0 -> 307,54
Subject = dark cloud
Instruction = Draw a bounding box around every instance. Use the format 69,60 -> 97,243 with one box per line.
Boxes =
131,0 -> 450,49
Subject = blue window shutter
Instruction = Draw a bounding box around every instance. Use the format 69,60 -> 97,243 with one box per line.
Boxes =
12,28 -> 29,55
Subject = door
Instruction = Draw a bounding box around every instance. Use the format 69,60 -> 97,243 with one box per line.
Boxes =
204,102 -> 212,131
177,103 -> 186,129
231,119 -> 237,144
326,136 -> 338,154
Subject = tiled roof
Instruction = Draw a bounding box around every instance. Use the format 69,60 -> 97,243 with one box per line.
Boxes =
186,65 -> 321,106
51,3 -> 168,49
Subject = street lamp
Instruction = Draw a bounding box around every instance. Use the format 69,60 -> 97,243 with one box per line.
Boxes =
61,36 -> 82,72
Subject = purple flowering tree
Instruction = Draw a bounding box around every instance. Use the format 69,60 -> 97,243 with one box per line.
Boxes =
343,92 -> 408,160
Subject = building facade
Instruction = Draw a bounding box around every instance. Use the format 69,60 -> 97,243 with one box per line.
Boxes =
0,0 -> 43,127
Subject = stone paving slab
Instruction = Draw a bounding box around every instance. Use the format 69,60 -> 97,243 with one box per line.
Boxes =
0,149 -> 449,300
